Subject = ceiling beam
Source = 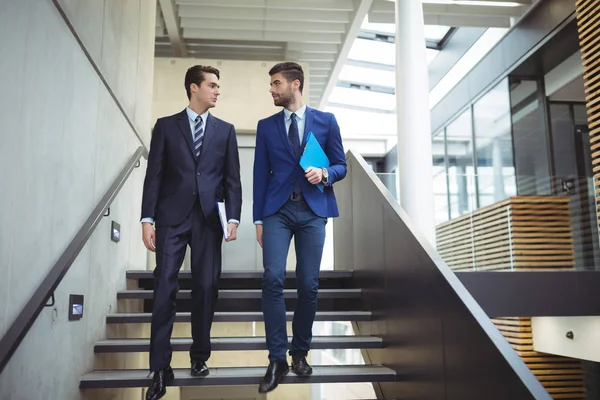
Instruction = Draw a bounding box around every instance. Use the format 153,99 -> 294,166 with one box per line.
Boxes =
176,0 -> 357,11
178,5 -> 352,23
369,11 -> 511,28
371,0 -> 527,17
318,0 -> 374,110
346,58 -> 394,71
179,17 -> 347,33
183,28 -> 343,44
287,43 -> 339,54
369,0 -> 526,27
158,0 -> 187,57
357,29 -> 441,50
337,80 -> 395,95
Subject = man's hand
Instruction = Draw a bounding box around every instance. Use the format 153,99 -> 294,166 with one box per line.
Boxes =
142,222 -> 156,252
305,167 -> 323,185
255,224 -> 263,248
226,223 -> 238,242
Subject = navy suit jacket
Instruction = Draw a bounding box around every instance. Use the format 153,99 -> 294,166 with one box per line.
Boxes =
253,106 -> 346,222
141,109 -> 242,229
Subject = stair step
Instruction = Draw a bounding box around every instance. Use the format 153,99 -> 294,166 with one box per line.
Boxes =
126,270 -> 353,280
117,288 -> 362,300
94,335 -> 383,353
79,365 -> 396,389
106,311 -> 372,324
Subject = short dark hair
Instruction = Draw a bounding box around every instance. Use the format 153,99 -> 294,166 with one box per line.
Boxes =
269,62 -> 304,93
184,65 -> 220,100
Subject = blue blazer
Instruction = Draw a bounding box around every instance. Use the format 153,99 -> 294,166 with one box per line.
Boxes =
253,107 -> 347,222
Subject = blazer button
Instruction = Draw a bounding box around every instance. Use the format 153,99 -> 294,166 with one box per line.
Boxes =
197,172 -> 200,176
192,192 -> 196,196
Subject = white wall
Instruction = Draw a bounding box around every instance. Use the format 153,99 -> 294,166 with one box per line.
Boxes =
0,0 -> 156,398
532,316 -> 600,363
153,57 -> 310,133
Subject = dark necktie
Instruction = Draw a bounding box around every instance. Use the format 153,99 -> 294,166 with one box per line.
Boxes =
289,113 -> 301,196
194,115 -> 204,157
289,113 -> 301,159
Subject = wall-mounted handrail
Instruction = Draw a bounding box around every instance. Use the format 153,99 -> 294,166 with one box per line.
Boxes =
0,146 -> 147,374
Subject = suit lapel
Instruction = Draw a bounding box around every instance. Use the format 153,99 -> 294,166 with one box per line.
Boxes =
276,110 -> 295,158
301,106 -> 314,149
176,109 -> 196,160
201,113 -> 218,155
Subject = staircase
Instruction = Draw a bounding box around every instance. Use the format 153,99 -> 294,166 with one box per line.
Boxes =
79,269 -> 397,395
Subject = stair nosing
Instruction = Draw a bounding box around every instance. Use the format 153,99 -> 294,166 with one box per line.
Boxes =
116,288 -> 362,299
80,365 -> 396,389
106,311 -> 372,323
94,335 -> 383,353
126,269 -> 354,280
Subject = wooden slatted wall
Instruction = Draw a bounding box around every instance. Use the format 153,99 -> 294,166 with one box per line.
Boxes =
436,196 -> 574,272
493,318 -> 585,399
576,0 -> 600,221
436,196 -> 584,399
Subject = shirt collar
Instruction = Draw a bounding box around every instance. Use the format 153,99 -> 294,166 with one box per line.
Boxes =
186,107 -> 210,124
283,104 -> 307,121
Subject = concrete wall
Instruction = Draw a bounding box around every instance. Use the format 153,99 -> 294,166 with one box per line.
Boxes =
0,0 -> 156,398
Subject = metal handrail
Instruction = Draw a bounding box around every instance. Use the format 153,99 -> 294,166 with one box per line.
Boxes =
0,146 -> 147,373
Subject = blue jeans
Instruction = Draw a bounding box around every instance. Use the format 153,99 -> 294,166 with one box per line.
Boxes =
262,198 -> 327,362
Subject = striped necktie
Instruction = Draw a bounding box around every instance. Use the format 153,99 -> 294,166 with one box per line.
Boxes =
194,115 -> 204,157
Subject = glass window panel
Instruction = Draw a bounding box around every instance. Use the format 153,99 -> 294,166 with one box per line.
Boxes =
328,86 -> 395,111
338,65 -> 395,87
430,28 -> 509,108
446,108 -> 476,218
473,78 -> 516,207
509,78 -> 552,195
432,130 -> 449,224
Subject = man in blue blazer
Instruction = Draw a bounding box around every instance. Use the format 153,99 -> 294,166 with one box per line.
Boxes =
253,62 -> 347,393
141,65 -> 242,400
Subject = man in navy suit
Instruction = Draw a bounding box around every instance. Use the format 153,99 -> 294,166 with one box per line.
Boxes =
140,65 -> 242,400
253,62 -> 347,393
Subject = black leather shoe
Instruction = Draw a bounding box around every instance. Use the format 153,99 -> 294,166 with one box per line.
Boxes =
258,361 -> 289,393
146,366 -> 174,400
291,356 -> 313,376
191,361 -> 209,377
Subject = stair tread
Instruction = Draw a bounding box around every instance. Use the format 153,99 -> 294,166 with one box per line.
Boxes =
79,365 -> 396,389
126,270 -> 353,280
94,335 -> 383,353
117,288 -> 362,299
106,311 -> 372,323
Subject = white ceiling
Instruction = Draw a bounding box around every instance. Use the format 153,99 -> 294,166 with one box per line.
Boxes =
154,0 -> 532,109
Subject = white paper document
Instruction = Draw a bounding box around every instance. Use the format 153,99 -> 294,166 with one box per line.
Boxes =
217,201 -> 228,240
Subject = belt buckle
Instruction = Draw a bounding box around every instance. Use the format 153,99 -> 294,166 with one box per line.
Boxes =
290,192 -> 302,201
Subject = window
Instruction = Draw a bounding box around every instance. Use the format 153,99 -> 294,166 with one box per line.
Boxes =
433,130 -> 450,224
446,108 -> 476,217
473,78 -> 516,207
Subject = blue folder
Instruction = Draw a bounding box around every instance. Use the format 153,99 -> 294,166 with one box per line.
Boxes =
299,131 -> 329,192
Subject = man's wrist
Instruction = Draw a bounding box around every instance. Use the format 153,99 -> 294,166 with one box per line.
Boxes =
321,168 -> 329,184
